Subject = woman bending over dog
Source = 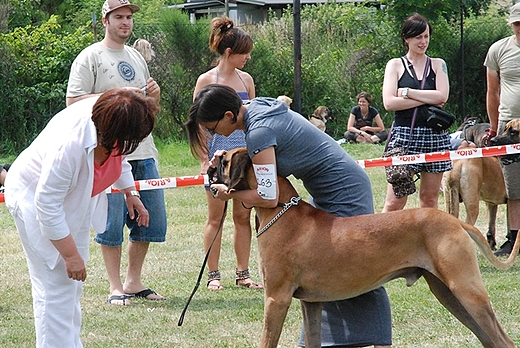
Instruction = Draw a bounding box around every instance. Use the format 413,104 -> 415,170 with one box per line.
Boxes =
186,84 -> 392,347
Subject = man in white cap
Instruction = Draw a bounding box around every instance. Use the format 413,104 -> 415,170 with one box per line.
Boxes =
483,2 -> 520,256
66,0 -> 167,306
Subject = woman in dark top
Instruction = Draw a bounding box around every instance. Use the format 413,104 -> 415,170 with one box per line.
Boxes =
345,91 -> 388,143
381,13 -> 451,212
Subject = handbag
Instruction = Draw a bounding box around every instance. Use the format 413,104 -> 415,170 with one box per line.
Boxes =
427,106 -> 455,131
383,147 -> 416,198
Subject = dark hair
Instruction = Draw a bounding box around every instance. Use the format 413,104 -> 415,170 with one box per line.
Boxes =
185,84 -> 243,159
356,91 -> 372,104
209,16 -> 253,57
92,89 -> 158,156
401,13 -> 432,48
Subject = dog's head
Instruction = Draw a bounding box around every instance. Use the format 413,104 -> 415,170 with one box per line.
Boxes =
311,106 -> 333,123
207,148 -> 257,191
491,119 -> 520,146
277,95 -> 292,106
456,116 -> 483,131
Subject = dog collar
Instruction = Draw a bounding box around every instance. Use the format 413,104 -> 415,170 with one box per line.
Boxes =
256,196 -> 301,238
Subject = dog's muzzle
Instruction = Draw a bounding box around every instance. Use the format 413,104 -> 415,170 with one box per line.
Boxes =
207,156 -> 228,196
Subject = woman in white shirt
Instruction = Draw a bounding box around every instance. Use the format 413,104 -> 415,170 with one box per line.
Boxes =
4,88 -> 158,348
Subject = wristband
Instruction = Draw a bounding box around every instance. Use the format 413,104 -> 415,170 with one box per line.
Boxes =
125,190 -> 141,199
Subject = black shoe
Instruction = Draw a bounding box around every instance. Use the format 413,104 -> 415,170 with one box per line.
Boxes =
494,240 -> 513,257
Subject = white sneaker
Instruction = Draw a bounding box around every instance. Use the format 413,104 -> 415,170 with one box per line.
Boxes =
336,138 -> 346,145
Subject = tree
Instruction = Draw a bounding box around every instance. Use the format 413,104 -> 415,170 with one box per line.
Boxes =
382,0 -> 493,23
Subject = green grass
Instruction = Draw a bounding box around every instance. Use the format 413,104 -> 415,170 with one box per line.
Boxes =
0,140 -> 518,347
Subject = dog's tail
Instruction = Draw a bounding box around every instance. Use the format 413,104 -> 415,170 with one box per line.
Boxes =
462,221 -> 520,270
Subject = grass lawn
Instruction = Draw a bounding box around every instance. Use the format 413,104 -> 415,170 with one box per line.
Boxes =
0,140 -> 518,347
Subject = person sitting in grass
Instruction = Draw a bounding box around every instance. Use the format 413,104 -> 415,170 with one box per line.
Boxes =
344,91 -> 388,144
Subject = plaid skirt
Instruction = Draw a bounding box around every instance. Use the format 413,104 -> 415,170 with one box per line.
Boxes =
386,126 -> 452,173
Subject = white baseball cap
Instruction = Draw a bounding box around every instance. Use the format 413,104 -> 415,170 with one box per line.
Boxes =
102,0 -> 140,18
508,2 -> 520,24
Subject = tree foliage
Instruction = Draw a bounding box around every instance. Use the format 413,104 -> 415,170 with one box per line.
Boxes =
0,14 -> 92,153
382,0 -> 493,23
0,0 -> 516,153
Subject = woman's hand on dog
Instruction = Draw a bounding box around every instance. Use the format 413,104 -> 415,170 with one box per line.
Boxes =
210,183 -> 235,200
209,150 -> 227,169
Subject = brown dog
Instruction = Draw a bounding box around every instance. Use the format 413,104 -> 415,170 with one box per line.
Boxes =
443,137 -> 507,249
491,119 -> 520,146
215,148 -> 518,348
462,122 -> 490,147
309,106 -> 332,132
443,156 -> 506,249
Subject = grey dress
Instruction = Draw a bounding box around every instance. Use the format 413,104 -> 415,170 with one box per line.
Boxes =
244,98 -> 392,347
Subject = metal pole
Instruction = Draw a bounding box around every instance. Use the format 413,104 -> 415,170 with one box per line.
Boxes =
91,12 -> 97,42
460,3 -> 465,118
293,0 -> 302,113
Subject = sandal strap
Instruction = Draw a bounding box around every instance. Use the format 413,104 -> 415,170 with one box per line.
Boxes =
208,270 -> 221,282
235,268 -> 250,280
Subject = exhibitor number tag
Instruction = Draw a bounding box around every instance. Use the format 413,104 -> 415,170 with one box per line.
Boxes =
253,164 -> 277,200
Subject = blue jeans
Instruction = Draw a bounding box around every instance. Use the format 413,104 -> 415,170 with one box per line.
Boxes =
94,158 -> 167,246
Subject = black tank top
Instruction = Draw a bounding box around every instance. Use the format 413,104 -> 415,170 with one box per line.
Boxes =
394,57 -> 436,128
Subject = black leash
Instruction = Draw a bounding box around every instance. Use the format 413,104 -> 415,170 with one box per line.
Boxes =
177,200 -> 228,326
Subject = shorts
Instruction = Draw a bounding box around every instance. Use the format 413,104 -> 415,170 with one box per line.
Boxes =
387,126 -> 452,173
208,130 -> 246,159
498,120 -> 520,200
94,158 -> 167,246
206,130 -> 247,192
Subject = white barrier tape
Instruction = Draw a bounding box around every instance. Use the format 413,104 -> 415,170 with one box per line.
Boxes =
109,175 -> 209,193
2,144 -> 520,203
356,144 -> 520,168
0,175 -> 209,203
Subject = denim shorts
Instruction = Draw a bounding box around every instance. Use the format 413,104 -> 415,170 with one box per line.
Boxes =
94,158 -> 167,246
498,119 -> 520,200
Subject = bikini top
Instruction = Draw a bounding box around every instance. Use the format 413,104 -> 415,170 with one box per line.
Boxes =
215,68 -> 250,102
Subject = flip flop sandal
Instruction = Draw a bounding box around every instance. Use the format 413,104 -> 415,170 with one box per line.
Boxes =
207,270 -> 224,291
236,279 -> 264,289
107,294 -> 132,306
207,279 -> 224,291
127,288 -> 166,301
235,268 -> 264,289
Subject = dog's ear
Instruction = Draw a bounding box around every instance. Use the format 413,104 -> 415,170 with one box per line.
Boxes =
228,150 -> 257,191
